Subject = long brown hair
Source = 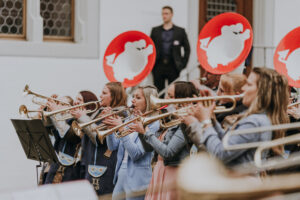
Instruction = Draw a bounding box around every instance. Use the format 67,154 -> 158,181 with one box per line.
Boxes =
79,91 -> 98,116
106,82 -> 127,108
235,67 -> 290,152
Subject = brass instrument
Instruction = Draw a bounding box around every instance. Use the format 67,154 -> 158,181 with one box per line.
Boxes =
95,106 -> 192,143
254,133 -> 300,170
71,107 -> 131,138
150,94 -> 244,113
42,100 -> 101,121
178,153 -> 300,200
223,122 -> 300,150
23,84 -> 70,106
19,104 -> 42,119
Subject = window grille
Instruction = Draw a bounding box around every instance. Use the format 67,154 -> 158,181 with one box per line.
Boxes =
207,0 -> 237,21
0,0 -> 26,39
40,0 -> 74,41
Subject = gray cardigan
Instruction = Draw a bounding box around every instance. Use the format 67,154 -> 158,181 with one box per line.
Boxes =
186,113 -> 272,167
143,125 -> 190,166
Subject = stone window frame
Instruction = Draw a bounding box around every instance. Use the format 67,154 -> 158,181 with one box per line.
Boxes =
0,0 -> 100,59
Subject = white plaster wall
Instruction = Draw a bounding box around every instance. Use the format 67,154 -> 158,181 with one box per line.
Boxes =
274,0 -> 300,46
0,0 -> 198,192
253,0 -> 300,69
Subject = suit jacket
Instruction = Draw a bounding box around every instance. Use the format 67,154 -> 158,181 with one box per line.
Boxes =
150,24 -> 190,72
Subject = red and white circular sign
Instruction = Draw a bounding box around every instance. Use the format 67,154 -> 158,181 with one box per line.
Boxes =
103,31 -> 156,88
197,12 -> 253,74
274,26 -> 300,88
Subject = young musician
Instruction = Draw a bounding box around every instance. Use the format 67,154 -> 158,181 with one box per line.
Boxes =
44,96 -> 83,184
183,67 -> 290,166
137,81 -> 198,200
103,85 -> 160,200
70,83 -> 127,196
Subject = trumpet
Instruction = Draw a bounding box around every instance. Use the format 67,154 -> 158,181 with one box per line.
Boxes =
95,106 -> 192,143
223,122 -> 300,150
23,84 -> 70,106
19,105 -> 42,119
42,100 -> 101,121
254,133 -> 300,170
150,94 -> 244,113
288,101 -> 300,108
71,106 -> 131,138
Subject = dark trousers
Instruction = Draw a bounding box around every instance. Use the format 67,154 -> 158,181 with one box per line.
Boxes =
152,61 -> 179,92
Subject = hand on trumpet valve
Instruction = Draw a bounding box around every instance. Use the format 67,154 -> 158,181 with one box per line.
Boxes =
46,99 -> 60,111
128,120 -> 146,135
99,107 -> 112,116
70,102 -> 86,119
70,108 -> 86,119
194,90 -> 215,122
103,115 -> 122,130
131,108 -> 142,117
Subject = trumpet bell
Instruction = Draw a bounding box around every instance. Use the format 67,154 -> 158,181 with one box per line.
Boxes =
71,121 -> 84,138
19,105 -> 28,115
96,129 -> 112,144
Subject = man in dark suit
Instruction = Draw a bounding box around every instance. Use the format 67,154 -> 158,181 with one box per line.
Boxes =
150,6 -> 190,92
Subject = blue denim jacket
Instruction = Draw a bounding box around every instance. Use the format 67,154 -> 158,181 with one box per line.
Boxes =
186,113 -> 272,167
106,120 -> 160,191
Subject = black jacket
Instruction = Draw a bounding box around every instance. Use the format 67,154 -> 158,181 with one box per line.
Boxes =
150,24 -> 190,72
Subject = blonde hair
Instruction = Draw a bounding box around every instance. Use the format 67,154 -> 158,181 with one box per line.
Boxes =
138,85 -> 158,114
234,67 -> 290,153
220,74 -> 247,94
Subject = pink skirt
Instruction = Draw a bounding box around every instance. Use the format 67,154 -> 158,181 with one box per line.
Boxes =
145,156 -> 178,200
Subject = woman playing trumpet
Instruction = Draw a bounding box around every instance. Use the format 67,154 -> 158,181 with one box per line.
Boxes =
44,95 -> 83,184
137,81 -> 198,200
103,85 -> 160,200
183,67 -> 290,167
70,83 -> 127,196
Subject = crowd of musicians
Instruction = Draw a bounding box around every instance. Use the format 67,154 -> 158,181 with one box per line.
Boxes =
28,67 -> 300,200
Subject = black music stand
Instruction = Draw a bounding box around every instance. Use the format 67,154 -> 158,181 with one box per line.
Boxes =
11,119 -> 58,163
11,119 -> 58,184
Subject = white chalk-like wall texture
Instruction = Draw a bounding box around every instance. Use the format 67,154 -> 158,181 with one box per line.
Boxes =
0,0 -> 199,192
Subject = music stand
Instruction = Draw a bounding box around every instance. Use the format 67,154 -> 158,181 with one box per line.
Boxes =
11,119 -> 58,184
11,119 -> 58,163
